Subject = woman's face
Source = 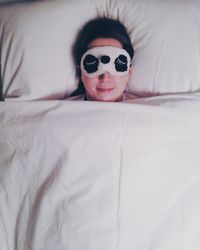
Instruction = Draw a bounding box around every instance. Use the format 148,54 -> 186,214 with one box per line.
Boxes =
81,38 -> 133,102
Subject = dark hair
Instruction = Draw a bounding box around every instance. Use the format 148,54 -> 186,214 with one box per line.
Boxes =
71,17 -> 134,96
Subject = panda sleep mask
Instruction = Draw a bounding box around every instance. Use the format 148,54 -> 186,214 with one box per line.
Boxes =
80,46 -> 131,78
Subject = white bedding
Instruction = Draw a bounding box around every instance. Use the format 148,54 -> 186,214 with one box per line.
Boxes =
1,94 -> 200,250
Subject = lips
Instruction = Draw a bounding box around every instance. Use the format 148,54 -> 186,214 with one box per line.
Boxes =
97,87 -> 114,92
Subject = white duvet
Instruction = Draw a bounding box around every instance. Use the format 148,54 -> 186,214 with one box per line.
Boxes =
1,94 -> 200,250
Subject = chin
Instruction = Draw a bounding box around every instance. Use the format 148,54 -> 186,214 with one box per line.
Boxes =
96,94 -> 122,102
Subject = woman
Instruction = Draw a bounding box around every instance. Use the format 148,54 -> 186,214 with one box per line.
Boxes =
70,17 -> 135,102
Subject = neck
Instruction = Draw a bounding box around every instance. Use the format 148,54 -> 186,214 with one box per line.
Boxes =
85,93 -> 123,102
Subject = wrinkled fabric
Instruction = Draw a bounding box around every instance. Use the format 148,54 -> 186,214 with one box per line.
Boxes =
1,94 -> 200,250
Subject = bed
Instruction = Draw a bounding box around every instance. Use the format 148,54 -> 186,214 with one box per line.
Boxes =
1,1 -> 200,250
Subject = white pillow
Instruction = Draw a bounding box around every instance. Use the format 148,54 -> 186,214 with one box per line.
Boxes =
0,0 -> 99,100
1,0 -> 200,101
107,0 -> 200,96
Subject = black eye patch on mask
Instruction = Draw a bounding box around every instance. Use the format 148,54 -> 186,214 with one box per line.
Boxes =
83,54 -> 99,73
115,55 -> 128,72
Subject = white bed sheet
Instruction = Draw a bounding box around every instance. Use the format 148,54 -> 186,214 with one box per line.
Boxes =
1,94 -> 200,250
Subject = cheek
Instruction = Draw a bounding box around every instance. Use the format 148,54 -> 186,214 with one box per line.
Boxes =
114,75 -> 130,89
81,74 -> 97,90
81,74 -> 88,86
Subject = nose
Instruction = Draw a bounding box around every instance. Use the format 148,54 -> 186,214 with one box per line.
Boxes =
99,71 -> 111,80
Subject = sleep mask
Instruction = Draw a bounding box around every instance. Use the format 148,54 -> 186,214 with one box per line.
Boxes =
80,46 -> 131,78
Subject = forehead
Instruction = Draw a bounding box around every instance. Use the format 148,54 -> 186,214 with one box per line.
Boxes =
88,38 -> 122,49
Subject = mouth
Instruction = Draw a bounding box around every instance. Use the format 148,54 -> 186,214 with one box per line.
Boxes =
97,87 -> 114,92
